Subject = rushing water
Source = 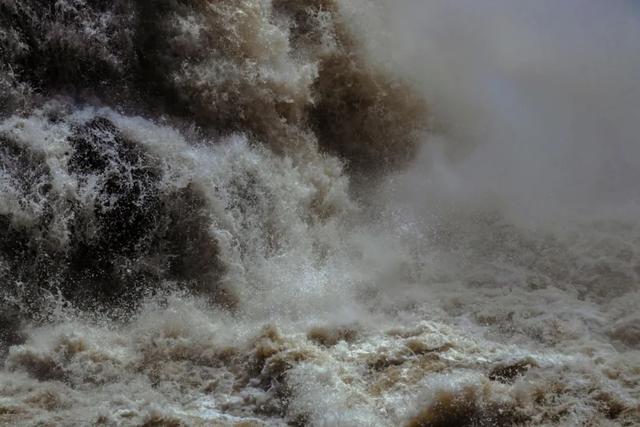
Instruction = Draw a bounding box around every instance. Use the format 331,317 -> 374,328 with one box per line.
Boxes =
0,1 -> 639,426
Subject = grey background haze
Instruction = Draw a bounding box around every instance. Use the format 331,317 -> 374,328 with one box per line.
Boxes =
370,0 -> 640,221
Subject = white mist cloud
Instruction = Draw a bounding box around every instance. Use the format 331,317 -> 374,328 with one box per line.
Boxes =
375,0 -> 640,220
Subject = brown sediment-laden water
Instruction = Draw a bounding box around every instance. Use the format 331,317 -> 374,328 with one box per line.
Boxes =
0,1 -> 639,425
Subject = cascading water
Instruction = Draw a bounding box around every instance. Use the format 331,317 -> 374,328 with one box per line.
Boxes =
0,1 -> 639,426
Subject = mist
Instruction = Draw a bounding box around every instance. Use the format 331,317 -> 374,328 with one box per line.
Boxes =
374,0 -> 640,221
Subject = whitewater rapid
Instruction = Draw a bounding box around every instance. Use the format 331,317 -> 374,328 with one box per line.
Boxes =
0,0 -> 639,426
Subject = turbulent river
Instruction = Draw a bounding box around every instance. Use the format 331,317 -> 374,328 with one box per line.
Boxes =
0,1 -> 639,426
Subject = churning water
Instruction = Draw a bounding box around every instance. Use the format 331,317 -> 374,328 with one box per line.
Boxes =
0,1 -> 639,425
